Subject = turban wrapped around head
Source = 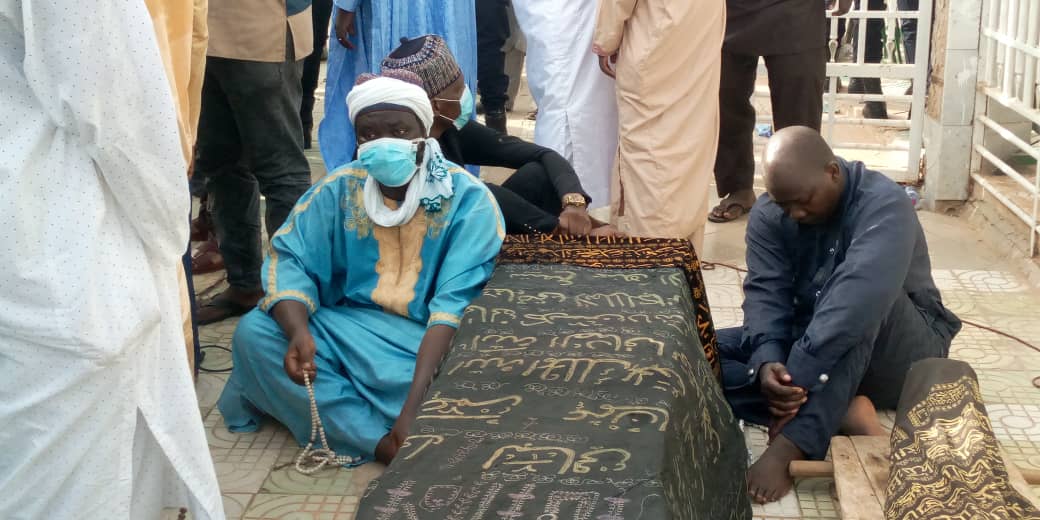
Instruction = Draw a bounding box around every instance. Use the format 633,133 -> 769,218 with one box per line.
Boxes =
346,73 -> 434,133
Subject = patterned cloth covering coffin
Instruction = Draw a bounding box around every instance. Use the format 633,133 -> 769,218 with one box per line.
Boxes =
886,358 -> 1040,519
356,236 -> 751,519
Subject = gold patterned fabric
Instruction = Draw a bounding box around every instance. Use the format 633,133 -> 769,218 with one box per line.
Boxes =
356,236 -> 749,519
885,358 -> 1040,519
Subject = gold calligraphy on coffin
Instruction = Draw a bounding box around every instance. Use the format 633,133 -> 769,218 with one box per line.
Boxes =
507,270 -> 577,286
481,443 -> 631,475
460,332 -> 665,356
461,305 -> 517,325
481,288 -> 568,305
463,334 -> 538,354
399,434 -> 445,460
416,393 -> 523,425
563,402 -> 671,433
519,312 -> 695,336
446,356 -> 527,375
591,272 -> 650,283
549,333 -> 665,357
446,356 -> 687,396
573,292 -> 667,309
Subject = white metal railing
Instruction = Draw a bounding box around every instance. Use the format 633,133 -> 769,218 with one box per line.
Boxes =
973,0 -> 1040,256
753,2 -> 932,183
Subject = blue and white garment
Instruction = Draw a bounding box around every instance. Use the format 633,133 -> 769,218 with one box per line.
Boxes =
318,0 -> 478,170
218,159 -> 504,463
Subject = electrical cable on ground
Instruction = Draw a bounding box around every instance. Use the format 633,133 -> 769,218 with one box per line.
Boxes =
198,345 -> 233,373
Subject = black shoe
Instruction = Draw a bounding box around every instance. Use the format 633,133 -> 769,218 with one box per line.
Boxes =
863,101 -> 889,119
848,78 -> 866,94
485,110 -> 508,134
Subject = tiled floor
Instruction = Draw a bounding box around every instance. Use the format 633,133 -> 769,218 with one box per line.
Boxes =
188,74 -> 1040,518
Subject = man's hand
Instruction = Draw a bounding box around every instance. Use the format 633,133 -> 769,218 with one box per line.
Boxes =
590,224 -> 625,238
759,362 -> 807,417
828,0 -> 853,16
334,8 -> 356,50
376,416 -> 412,464
598,53 -> 618,79
557,206 -> 593,235
284,332 -> 318,385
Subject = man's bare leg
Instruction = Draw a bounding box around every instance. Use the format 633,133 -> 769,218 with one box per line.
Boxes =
840,395 -> 886,436
749,395 -> 887,504
747,434 -> 804,504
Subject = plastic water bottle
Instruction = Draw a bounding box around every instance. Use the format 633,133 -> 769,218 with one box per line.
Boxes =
755,123 -> 774,138
905,186 -> 920,209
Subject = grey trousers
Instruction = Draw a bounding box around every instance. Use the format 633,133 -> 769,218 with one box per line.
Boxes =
196,31 -> 312,291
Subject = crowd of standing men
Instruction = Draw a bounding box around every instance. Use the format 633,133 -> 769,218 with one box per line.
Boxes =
189,0 -> 923,325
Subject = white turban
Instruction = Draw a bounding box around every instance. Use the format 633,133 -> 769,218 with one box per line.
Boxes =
346,76 -> 434,133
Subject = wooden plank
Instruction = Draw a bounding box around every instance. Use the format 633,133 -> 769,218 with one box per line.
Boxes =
1000,447 -> 1040,509
789,460 -> 835,478
831,436 -> 886,520
849,435 -> 892,503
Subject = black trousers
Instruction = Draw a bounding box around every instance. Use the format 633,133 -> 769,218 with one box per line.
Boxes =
301,0 -> 334,133
898,0 -> 919,64
196,31 -> 312,291
717,290 -> 951,460
476,0 -> 511,112
714,47 -> 827,197
486,163 -> 563,234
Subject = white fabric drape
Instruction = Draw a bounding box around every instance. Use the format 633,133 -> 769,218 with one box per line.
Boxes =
512,0 -> 619,208
0,0 -> 223,518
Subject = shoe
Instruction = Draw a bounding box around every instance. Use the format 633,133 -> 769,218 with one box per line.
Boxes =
848,78 -> 866,94
485,110 -> 508,134
863,101 -> 889,119
849,78 -> 888,119
191,239 -> 224,274
190,205 -> 212,242
196,287 -> 262,325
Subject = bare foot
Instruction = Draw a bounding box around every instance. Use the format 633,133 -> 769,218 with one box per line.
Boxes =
840,395 -> 886,436
747,434 -> 804,504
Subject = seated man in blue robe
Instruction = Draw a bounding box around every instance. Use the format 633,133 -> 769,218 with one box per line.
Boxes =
218,72 -> 506,464
717,126 -> 961,503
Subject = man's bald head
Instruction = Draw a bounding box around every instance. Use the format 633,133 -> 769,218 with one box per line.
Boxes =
761,126 -> 844,225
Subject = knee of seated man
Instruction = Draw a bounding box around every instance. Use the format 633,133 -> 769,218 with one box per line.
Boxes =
231,308 -> 288,358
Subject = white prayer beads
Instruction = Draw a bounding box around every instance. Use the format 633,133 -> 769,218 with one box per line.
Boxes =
295,371 -> 360,474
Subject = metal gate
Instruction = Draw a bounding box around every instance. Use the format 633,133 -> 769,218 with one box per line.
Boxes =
973,0 -> 1040,256
754,1 -> 932,183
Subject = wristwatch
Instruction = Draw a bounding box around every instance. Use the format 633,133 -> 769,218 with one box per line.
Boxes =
562,193 -> 587,209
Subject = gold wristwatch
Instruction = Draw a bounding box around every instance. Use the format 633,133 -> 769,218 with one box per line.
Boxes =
562,193 -> 587,209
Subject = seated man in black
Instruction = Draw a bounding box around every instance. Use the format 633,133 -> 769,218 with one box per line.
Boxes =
717,126 -> 961,504
381,35 -> 619,236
